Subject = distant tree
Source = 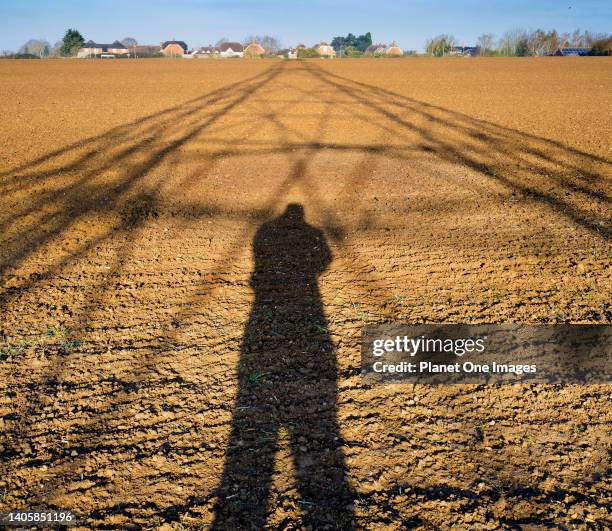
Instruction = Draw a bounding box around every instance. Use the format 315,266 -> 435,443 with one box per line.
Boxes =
498,31 -> 511,55
582,30 -> 603,48
524,29 -> 559,55
498,29 -> 528,56
527,29 -> 549,56
543,30 -> 559,54
426,27 -> 607,58
516,37 -> 529,56
260,35 -> 281,54
331,35 -> 347,53
121,37 -> 138,48
570,29 -> 584,47
558,32 -> 571,48
1,50 -> 14,57
476,33 -> 495,55
331,32 -> 372,53
243,35 -> 281,54
297,46 -> 320,58
589,35 -> 612,55
344,45 -> 363,58
215,37 -> 229,48
60,28 -> 85,56
49,41 -> 63,57
356,32 -> 372,52
19,39 -> 51,58
425,34 -> 455,56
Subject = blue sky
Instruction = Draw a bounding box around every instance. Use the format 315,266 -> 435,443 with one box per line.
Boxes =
1,0 -> 611,52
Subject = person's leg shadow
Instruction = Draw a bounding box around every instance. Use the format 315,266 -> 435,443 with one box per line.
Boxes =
212,204 -> 355,529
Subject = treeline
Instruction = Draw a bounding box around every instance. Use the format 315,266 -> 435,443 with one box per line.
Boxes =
426,29 -> 612,56
330,32 -> 373,53
1,39 -> 56,58
1,29 -> 134,58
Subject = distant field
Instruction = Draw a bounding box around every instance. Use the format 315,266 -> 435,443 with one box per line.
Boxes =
0,58 -> 610,528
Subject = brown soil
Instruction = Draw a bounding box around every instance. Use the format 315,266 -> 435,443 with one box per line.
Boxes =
0,58 -> 610,529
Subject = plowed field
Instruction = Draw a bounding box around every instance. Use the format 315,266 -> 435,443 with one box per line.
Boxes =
0,58 -> 610,529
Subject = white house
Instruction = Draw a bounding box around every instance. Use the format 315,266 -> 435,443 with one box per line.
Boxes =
316,43 -> 335,57
278,48 -> 298,59
218,42 -> 244,58
193,45 -> 219,58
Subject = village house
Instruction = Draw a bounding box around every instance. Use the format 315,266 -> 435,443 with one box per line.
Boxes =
133,45 -> 162,57
316,43 -> 336,57
552,47 -> 590,56
193,45 -> 219,58
365,43 -> 387,56
449,45 -> 480,56
244,40 -> 266,57
77,40 -> 128,57
386,41 -> 403,55
160,40 -> 188,56
218,42 -> 244,58
365,42 -> 403,56
278,48 -> 298,59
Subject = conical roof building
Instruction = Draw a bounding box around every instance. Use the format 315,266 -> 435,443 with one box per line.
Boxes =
386,41 -> 403,55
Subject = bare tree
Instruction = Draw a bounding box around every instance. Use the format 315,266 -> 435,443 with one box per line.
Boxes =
49,41 -> 63,57
243,35 -> 281,54
528,29 -> 547,56
215,37 -> 229,48
19,39 -> 51,57
425,34 -> 455,56
559,32 -> 571,48
544,30 -> 559,54
121,37 -> 138,48
477,33 -> 495,55
498,28 -> 528,56
260,35 -> 281,54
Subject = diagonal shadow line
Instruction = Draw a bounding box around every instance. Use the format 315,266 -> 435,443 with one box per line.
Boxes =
0,63 -> 286,233
319,66 -> 611,203
3,134 -> 445,322
1,62 -> 289,418
304,63 -> 612,167
302,62 -> 610,240
306,61 -> 609,178
0,70 -> 289,223
14,159 -> 312,509
378,95 -> 610,198
0,65 -> 286,182
0,63 -> 287,279
2,62 -> 290,349
190,108 -> 609,207
3,64 -> 308,509
1,96 -> 240,236
0,111 -> 255,240
306,61 -> 612,186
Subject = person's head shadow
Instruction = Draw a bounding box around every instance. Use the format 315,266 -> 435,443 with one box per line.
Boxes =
213,203 -> 355,529
251,202 -> 331,297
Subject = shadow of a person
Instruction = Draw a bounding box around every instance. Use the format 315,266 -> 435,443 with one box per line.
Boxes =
212,204 -> 354,529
